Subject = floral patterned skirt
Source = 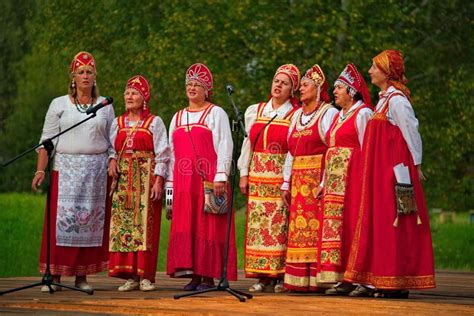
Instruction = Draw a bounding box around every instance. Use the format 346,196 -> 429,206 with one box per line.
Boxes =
319,146 -> 354,283
245,151 -> 288,278
284,154 -> 323,291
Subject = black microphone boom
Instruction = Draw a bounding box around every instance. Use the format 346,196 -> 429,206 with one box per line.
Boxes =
86,96 -> 113,115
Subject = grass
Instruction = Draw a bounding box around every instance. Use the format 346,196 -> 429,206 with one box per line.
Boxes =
430,212 -> 474,271
0,193 -> 472,277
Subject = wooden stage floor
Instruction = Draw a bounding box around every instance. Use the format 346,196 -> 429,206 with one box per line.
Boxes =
1,270 -> 473,315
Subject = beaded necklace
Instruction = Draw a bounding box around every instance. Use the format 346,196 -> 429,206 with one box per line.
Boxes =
74,96 -> 93,113
297,102 -> 322,130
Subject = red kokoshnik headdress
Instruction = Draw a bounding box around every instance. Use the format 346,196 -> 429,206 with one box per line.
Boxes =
70,51 -> 96,73
274,64 -> 301,94
185,63 -> 213,91
125,74 -> 151,117
335,63 -> 372,108
302,64 -> 330,103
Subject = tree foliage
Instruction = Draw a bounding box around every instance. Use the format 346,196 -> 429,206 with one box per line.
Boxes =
0,0 -> 472,211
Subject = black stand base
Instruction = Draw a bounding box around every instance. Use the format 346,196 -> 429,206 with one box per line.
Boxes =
174,278 -> 253,302
0,271 -> 93,295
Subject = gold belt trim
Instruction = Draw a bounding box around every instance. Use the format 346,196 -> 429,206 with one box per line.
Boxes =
293,154 -> 322,170
122,150 -> 154,158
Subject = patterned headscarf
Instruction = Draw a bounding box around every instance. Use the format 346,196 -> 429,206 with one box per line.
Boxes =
301,64 -> 330,103
70,51 -> 96,73
274,64 -> 301,94
373,50 -> 411,100
335,63 -> 372,108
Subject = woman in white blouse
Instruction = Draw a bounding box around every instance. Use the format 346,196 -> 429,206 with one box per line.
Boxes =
166,63 -> 237,291
31,52 -> 115,292
237,64 -> 301,293
344,50 -> 435,298
107,75 -> 170,292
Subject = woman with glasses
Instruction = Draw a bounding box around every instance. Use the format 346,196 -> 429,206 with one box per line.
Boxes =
166,63 -> 237,291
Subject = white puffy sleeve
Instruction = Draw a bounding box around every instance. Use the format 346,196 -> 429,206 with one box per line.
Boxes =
151,116 -> 171,177
355,107 -> 373,148
210,107 -> 233,182
237,103 -> 259,176
389,95 -> 423,165
39,98 -> 63,148
108,117 -> 119,159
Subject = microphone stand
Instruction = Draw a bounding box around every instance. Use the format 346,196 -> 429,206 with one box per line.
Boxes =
0,109 -> 105,295
174,85 -> 253,302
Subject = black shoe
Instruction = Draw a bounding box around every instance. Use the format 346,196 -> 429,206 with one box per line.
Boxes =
349,285 -> 375,297
374,290 -> 409,299
325,282 -> 356,295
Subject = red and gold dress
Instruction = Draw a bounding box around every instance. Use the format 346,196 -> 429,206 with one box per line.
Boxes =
344,91 -> 435,289
283,103 -> 335,291
108,114 -> 163,282
244,101 -> 298,279
319,103 -> 370,284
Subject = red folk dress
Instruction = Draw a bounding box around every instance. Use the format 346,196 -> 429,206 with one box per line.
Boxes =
167,105 -> 237,280
244,101 -> 298,279
108,115 -> 162,282
319,104 -> 369,284
344,92 -> 435,289
283,103 -> 333,292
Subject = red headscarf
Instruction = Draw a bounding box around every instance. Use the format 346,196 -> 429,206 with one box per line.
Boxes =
373,49 -> 411,100
335,63 -> 372,108
125,75 -> 151,118
302,64 -> 330,103
70,51 -> 96,73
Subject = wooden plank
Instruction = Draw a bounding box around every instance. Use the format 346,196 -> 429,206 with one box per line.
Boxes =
0,271 -> 473,315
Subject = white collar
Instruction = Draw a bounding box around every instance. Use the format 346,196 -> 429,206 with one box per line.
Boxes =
262,98 -> 293,118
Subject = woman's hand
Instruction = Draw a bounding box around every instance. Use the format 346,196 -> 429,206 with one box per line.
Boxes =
108,158 -> 119,178
239,176 -> 248,195
315,186 -> 323,199
151,176 -> 164,201
31,171 -> 45,192
282,190 -> 291,208
416,165 -> 426,181
213,181 -> 226,197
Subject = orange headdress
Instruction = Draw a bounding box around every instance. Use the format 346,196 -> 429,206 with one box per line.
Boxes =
373,50 -> 411,100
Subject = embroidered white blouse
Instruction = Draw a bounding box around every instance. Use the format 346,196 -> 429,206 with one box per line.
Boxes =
376,86 -> 423,165
167,105 -> 233,183
39,95 -> 115,157
237,98 -> 296,177
109,116 -> 171,178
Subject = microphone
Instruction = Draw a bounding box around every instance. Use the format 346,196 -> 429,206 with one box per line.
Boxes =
86,96 -> 113,115
226,84 -> 234,95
